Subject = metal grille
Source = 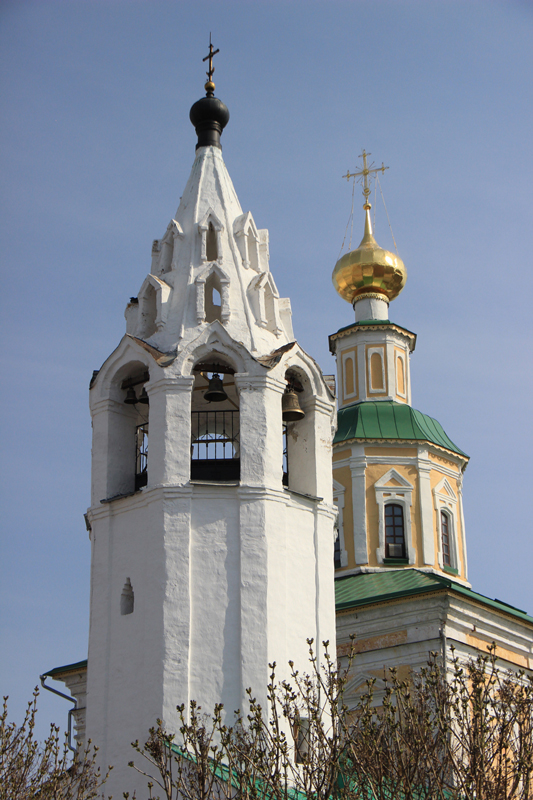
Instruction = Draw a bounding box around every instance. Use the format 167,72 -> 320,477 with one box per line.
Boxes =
385,503 -> 405,558
441,510 -> 451,566
191,411 -> 240,481
135,423 -> 148,490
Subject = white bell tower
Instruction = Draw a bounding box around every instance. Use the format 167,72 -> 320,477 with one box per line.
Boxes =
84,63 -> 336,796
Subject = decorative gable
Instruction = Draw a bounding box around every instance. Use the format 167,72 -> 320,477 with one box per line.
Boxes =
234,211 -> 262,272
198,209 -> 224,263
195,263 -> 230,324
135,274 -> 171,339
247,272 -> 283,335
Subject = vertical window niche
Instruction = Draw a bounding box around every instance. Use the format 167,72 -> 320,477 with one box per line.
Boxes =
342,350 -> 357,403
120,578 -> 134,615
206,222 -> 218,261
369,350 -> 385,391
396,354 -> 406,397
205,272 -> 222,323
190,358 -> 240,482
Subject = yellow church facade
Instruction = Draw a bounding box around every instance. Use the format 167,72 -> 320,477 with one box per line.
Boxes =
329,157 -> 532,700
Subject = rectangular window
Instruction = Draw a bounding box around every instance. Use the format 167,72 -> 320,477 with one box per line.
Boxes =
385,503 -> 406,558
441,511 -> 451,566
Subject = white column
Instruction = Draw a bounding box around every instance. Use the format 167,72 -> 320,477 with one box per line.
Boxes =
350,445 -> 369,564
146,376 -> 195,486
417,448 -> 436,565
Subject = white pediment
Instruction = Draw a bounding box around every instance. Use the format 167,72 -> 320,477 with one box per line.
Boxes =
374,468 -> 413,491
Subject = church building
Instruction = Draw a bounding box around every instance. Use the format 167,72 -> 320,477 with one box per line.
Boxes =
42,56 -> 533,797
329,155 -> 533,705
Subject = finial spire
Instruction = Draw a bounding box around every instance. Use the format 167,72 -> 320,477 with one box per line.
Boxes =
343,150 -> 389,209
202,34 -> 220,97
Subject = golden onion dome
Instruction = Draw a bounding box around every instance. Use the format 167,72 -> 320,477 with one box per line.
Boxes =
332,204 -> 407,305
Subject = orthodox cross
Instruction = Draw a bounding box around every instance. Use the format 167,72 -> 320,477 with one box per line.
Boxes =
343,150 -> 389,205
203,35 -> 220,83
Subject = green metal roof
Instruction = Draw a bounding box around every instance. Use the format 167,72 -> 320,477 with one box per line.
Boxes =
335,570 -> 533,624
43,659 -> 87,678
334,401 -> 468,457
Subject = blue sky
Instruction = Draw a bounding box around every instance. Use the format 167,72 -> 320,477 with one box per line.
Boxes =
1,0 -> 532,738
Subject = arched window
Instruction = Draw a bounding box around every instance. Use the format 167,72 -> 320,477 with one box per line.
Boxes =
441,510 -> 451,567
385,504 -> 405,558
191,359 -> 239,482
206,222 -> 218,261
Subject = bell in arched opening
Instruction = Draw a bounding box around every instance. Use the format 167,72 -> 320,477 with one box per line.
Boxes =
124,387 -> 138,404
282,386 -> 305,422
138,387 -> 149,404
204,373 -> 228,403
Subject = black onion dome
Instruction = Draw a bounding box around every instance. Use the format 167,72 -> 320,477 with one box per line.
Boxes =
189,94 -> 230,150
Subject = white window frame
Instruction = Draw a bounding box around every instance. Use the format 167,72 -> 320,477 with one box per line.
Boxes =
433,477 -> 459,571
341,350 -> 357,402
367,346 -> 386,394
198,209 -> 224,263
374,469 -> 414,564
395,352 -> 407,399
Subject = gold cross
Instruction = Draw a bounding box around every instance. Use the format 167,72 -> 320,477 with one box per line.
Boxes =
343,150 -> 389,205
203,34 -> 220,83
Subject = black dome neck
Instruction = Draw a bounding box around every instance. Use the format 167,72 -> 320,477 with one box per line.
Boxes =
189,92 -> 230,151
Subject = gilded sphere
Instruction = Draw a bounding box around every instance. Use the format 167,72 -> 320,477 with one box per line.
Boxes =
332,215 -> 407,305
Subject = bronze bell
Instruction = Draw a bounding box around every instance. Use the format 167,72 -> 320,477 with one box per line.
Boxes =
204,373 -> 228,403
124,387 -> 138,404
138,387 -> 149,404
282,388 -> 305,422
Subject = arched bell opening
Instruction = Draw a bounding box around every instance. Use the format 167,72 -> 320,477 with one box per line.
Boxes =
190,356 -> 239,482
101,362 -> 150,499
121,367 -> 150,492
282,369 -> 307,491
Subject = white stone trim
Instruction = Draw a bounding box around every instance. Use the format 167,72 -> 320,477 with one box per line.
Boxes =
374,468 -> 414,564
247,272 -> 283,335
349,446 -> 369,564
195,263 -> 231,324
457,473 -> 468,579
341,350 -> 357,402
333,478 -> 348,567
433,476 -> 459,571
136,274 -> 171,338
413,450 -> 435,565
395,352 -> 407,399
198,209 -> 224,263
233,211 -> 262,272
367,346 -> 386,394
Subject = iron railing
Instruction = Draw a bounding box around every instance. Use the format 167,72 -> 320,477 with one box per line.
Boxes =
191,411 -> 240,481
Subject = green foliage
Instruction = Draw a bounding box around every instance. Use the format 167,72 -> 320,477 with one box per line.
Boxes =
0,689 -> 110,800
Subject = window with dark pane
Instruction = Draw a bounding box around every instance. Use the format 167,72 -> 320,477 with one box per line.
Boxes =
385,503 -> 405,558
441,510 -> 451,566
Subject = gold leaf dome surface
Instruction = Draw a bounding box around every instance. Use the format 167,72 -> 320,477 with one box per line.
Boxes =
332,207 -> 407,304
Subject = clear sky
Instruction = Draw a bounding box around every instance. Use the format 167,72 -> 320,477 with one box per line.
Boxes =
1,0 -> 532,739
